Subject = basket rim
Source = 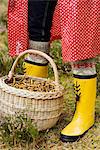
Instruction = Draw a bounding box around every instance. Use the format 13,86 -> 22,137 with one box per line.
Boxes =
0,75 -> 64,99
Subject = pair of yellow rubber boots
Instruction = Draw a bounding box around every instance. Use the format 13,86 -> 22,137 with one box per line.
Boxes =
24,42 -> 96,142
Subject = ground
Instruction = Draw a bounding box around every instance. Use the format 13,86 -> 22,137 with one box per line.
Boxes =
0,0 -> 100,149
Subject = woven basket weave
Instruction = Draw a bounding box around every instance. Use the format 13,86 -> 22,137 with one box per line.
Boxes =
0,50 -> 64,131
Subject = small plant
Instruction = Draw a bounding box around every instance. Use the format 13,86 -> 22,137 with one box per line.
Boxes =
0,113 -> 39,147
50,41 -> 71,75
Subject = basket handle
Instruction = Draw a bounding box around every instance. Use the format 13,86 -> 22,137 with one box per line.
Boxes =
8,49 -> 59,83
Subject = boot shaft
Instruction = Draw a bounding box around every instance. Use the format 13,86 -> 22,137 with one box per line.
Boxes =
73,75 -> 97,119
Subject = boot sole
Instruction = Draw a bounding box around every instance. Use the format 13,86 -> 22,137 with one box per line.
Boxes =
60,125 -> 94,142
60,134 -> 80,142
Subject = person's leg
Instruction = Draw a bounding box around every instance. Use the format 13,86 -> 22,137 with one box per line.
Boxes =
60,58 -> 97,142
24,0 -> 57,78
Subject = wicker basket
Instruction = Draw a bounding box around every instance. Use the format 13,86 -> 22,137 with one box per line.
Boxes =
0,50 -> 64,131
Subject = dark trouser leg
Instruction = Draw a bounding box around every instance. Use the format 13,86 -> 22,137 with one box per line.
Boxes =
24,0 -> 57,78
28,0 -> 57,42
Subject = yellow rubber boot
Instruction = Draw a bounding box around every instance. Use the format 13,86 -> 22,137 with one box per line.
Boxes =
60,74 -> 97,142
23,60 -> 48,78
23,40 -> 49,78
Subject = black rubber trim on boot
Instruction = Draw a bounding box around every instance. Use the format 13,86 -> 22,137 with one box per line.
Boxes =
60,125 -> 94,143
60,134 -> 80,142
73,74 -> 97,79
24,59 -> 48,66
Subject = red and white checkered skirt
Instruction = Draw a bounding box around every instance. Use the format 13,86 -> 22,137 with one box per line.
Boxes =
8,0 -> 100,62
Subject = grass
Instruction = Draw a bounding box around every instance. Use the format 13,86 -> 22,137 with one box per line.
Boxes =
0,0 -> 100,149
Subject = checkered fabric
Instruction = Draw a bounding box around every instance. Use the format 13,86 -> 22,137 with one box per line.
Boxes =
8,0 -> 100,62
8,0 -> 28,56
